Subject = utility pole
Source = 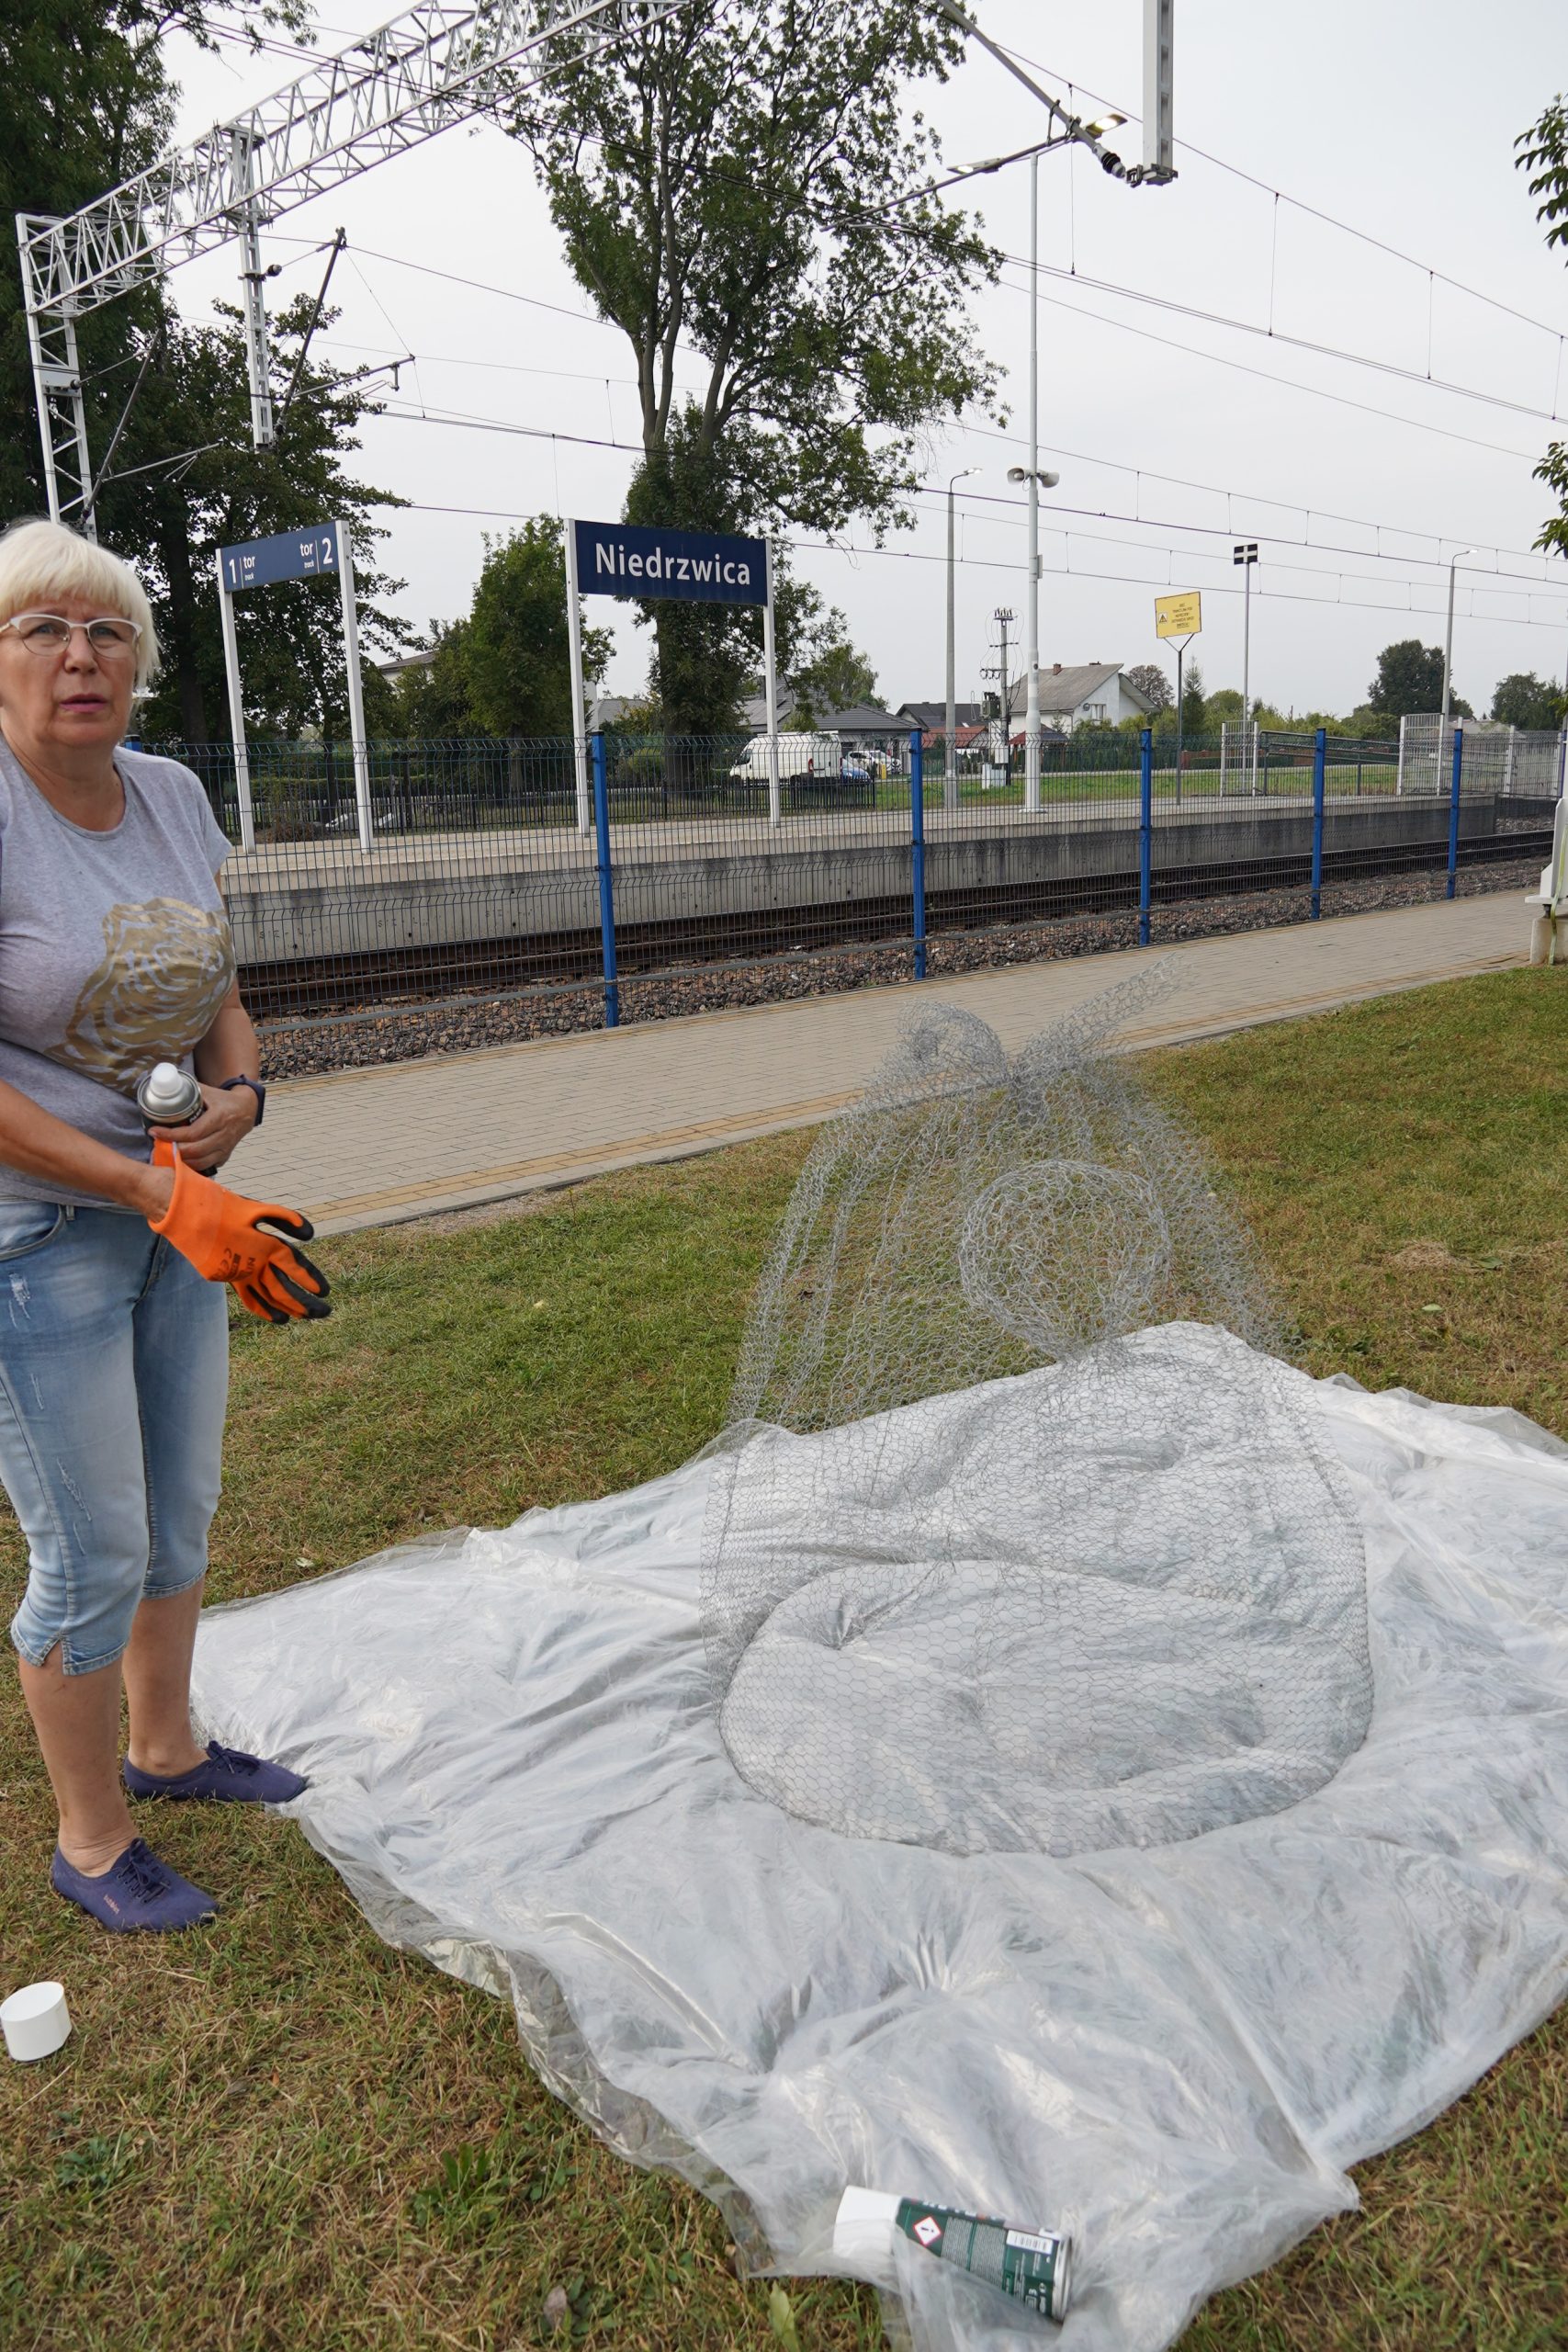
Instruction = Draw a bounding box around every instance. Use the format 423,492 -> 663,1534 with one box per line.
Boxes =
1233,542 -> 1258,735
945,466 -> 976,813
1441,548 -> 1474,726
982,607 -> 1015,782
1003,155 -> 1064,818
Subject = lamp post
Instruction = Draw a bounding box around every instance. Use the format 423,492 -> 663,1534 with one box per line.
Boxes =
1440,548 -> 1474,727
945,465 -> 977,812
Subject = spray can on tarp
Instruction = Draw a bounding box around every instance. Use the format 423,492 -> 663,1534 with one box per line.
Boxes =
135,1061 -> 205,1130
832,2187 -> 1073,2322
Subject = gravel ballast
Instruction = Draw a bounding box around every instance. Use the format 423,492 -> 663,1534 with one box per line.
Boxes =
257,864 -> 1539,1084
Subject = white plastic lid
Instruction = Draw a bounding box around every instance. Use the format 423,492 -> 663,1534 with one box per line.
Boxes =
2,1979 -> 71,2063
832,2186 -> 899,2262
142,1060 -> 189,1104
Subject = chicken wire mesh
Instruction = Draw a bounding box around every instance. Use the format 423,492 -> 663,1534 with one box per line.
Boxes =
700,968 -> 1372,1857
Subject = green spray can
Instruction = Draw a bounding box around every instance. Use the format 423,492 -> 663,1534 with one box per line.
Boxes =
833,2186 -> 1073,2322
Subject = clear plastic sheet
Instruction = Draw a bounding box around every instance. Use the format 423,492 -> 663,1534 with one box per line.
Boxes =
192,1340 -> 1568,2351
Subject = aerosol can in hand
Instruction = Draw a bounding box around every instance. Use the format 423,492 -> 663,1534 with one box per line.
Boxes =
135,1061 -> 206,1130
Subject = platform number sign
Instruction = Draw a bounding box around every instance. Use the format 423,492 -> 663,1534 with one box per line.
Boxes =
220,525 -> 340,594
213,515 -> 371,855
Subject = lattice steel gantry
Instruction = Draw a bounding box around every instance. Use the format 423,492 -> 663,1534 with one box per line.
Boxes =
15,0 -> 696,537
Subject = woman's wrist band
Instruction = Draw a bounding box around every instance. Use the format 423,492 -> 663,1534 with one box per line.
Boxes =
218,1074 -> 266,1129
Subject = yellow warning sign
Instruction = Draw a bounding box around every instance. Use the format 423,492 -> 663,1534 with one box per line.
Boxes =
1155,591 -> 1201,639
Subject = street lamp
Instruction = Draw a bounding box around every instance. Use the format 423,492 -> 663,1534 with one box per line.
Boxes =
1009,454 -> 1061,818
945,465 -> 978,812
1441,548 -> 1474,728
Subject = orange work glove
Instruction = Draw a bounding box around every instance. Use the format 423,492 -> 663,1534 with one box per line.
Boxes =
149,1140 -> 332,1324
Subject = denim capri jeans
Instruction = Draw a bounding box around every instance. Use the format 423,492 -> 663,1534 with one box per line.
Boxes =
1,1201 -> 229,1676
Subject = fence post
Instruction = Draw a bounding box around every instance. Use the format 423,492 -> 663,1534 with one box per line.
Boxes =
591,731 -> 619,1028
1138,727 -> 1153,947
1447,725 -> 1463,899
910,727 -> 927,980
1310,726 -> 1325,921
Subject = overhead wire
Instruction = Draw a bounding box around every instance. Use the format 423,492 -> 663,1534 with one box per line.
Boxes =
385,493 -> 1568,634
361,398 -> 1568,628
198,23 -> 1553,442
998,33 -> 1565,349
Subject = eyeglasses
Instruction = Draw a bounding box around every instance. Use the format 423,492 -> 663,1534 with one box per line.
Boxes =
0,612 -> 142,660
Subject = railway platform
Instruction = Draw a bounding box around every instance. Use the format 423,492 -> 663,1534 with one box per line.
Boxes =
230,889 -> 1528,1237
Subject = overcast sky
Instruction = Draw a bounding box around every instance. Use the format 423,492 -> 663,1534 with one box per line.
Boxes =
158,0 -> 1568,718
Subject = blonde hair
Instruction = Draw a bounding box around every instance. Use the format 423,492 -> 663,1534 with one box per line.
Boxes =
0,517 -> 161,690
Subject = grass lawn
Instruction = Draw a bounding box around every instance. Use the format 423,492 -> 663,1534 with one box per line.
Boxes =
1,965 -> 1564,2352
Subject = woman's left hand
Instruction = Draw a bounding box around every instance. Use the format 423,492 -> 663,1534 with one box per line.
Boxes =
147,1082 -> 258,1174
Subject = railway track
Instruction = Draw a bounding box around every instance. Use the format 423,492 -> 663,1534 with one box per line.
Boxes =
244,825 -> 1551,1025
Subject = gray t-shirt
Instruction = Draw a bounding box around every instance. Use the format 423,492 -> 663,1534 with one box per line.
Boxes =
0,742 -> 235,1207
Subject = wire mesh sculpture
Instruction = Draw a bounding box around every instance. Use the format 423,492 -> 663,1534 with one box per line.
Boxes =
700,969 -> 1372,1857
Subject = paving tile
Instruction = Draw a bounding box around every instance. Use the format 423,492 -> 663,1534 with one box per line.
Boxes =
229,896 -> 1529,1234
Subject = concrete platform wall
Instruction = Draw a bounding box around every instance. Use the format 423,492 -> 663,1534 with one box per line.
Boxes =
224,794 -> 1501,967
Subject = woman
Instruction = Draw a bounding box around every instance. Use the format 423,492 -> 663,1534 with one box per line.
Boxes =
0,516 -> 330,1934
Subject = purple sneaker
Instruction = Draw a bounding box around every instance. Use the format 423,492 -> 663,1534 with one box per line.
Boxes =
124,1739 -> 309,1805
51,1838 -> 218,1933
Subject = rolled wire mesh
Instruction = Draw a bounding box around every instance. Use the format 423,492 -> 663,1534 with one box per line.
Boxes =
701,968 -> 1371,1857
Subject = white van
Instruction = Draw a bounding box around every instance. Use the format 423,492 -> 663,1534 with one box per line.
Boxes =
728,731 -> 841,782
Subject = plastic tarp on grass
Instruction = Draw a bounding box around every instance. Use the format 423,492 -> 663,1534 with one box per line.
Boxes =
191,1341 -> 1568,2350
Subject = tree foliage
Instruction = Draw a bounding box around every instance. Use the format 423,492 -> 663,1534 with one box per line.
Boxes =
1517,97 -> 1568,556
1124,662 -> 1172,714
1366,639 -> 1471,720
378,526 -> 612,740
120,300 -> 406,740
788,636 -> 879,729
1490,669 -> 1563,729
506,0 -> 999,731
1179,657 -> 1205,740
458,524 -> 611,738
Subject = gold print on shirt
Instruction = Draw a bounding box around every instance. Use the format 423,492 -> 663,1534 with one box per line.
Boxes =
56,899 -> 237,1094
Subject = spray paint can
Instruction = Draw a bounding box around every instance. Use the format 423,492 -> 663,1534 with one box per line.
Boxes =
135,1061 -> 205,1130
833,2188 -> 1072,2321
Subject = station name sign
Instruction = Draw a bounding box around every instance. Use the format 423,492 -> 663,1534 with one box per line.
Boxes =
220,525 -> 340,594
572,520 -> 768,608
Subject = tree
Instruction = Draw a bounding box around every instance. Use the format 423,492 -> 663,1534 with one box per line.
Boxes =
1519,97 -> 1568,557
781,592 -> 877,728
369,623 -> 477,740
1491,670 -> 1563,729
1124,662 -> 1172,714
463,524 -> 611,737
121,300 -> 407,741
1366,639 -> 1472,720
1179,658 -> 1205,741
374,526 -> 613,740
506,1 -> 999,731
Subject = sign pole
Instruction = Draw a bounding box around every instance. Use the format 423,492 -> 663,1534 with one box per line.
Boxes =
214,550 -> 256,854
762,539 -> 781,827
564,521 -> 591,834
334,521 -> 374,854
